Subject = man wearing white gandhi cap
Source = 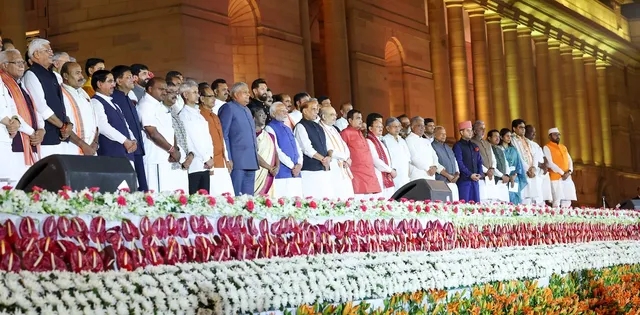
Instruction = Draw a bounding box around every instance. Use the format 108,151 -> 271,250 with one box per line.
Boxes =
543,127 -> 577,207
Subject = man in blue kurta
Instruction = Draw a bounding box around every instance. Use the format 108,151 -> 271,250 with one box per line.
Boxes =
265,102 -> 303,198
452,121 -> 483,202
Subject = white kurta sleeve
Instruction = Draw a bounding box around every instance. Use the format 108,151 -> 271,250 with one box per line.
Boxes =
407,138 -> 429,171
22,71 -> 54,120
430,147 -> 445,173
543,146 -> 564,175
367,139 -> 393,173
91,98 -> 127,144
567,153 -> 573,171
294,124 -> 318,158
265,125 -> 294,169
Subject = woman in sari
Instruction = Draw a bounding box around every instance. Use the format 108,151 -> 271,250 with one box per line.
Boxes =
252,107 -> 279,196
499,128 -> 528,204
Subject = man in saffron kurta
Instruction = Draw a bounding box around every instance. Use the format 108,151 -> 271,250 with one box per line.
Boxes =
341,109 -> 380,198
265,102 -> 303,198
453,121 -> 483,202
543,128 -> 577,208
199,86 -> 234,196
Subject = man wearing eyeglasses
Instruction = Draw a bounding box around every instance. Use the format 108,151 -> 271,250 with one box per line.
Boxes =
0,49 -> 45,184
22,38 -> 72,158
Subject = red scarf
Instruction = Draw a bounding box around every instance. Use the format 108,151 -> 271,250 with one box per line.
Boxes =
366,132 -> 394,188
0,70 -> 40,165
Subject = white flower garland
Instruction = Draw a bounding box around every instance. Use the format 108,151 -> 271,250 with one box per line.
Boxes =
0,241 -> 638,314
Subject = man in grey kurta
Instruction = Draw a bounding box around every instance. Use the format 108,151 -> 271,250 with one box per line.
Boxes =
431,126 -> 460,201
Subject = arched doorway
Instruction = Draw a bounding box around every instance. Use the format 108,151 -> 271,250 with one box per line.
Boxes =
385,38 -> 407,117
228,0 -> 261,83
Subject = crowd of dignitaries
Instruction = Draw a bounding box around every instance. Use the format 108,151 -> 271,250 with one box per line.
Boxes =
0,38 -> 577,207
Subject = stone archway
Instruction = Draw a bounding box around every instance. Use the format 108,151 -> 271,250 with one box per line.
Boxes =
228,0 -> 261,83
385,38 -> 407,117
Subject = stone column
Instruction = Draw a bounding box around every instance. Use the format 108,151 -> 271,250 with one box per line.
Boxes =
445,0 -> 471,126
573,51 -> 592,164
427,0 -> 455,132
533,33 -> 553,145
299,0 -> 314,95
596,60 -> 613,167
584,57 -> 603,166
466,4 -> 492,126
323,0 -> 352,105
0,0 -> 27,52
516,26 -> 538,127
485,12 -> 509,129
548,40 -> 564,136
502,20 -> 521,119
560,46 -> 577,157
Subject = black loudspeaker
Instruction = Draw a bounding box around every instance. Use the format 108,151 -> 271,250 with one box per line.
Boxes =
619,199 -> 640,210
16,155 -> 137,193
390,179 -> 453,202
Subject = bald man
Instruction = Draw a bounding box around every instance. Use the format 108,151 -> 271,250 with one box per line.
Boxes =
60,61 -> 98,155
334,102 -> 352,131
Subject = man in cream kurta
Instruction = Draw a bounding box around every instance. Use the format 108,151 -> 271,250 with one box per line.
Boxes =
525,125 -> 553,205
405,116 -> 446,181
543,128 -> 577,208
382,117 -> 410,189
318,106 -> 354,199
511,119 -> 539,205
60,62 -> 98,156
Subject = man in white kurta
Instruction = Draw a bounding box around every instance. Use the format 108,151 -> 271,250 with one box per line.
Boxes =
318,106 -> 355,200
405,116 -> 447,181
60,62 -> 98,156
543,128 -> 577,208
294,99 -> 333,199
0,49 -> 45,185
137,78 -> 181,193
381,117 -> 410,189
511,119 -> 540,205
0,78 -> 19,184
366,117 -> 396,199
525,125 -> 553,205
334,103 -> 352,132
265,102 -> 304,198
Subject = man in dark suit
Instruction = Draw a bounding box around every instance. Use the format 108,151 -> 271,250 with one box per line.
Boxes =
219,82 -> 259,196
111,65 -> 148,191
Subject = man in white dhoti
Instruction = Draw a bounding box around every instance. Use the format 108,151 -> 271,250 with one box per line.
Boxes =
431,126 -> 460,201
382,117 -> 410,189
405,116 -> 453,181
317,106 -> 355,199
0,49 -> 44,185
471,120 -> 503,203
60,62 -> 98,156
265,102 -> 304,198
543,128 -> 577,208
511,119 -> 539,204
294,99 -> 333,199
137,77 -> 182,192
366,114 -> 396,199
525,125 -> 553,205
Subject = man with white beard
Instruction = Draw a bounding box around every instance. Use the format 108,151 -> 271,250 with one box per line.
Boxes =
265,101 -> 304,198
318,106 -> 354,199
